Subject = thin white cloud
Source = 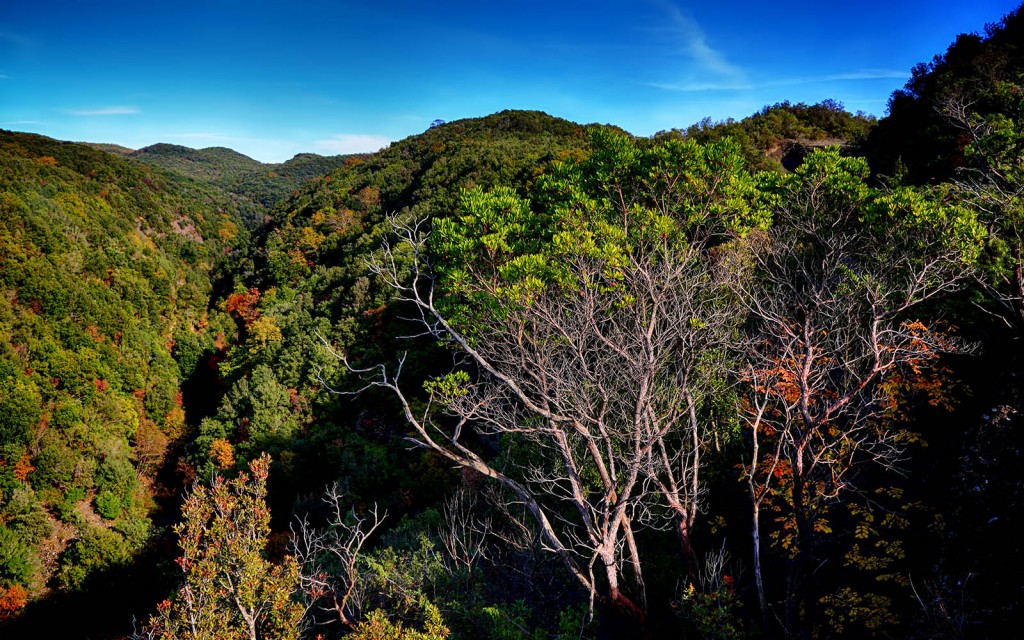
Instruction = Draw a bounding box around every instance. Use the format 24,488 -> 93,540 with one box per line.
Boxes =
67,106 -> 139,116
649,0 -> 746,86
652,69 -> 909,92
1,120 -> 43,125
0,74 -> 10,79
315,134 -> 392,155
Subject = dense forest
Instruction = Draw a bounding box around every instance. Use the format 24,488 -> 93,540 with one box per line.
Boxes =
1,5 -> 1023,639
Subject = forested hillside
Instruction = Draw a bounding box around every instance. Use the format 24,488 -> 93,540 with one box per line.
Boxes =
2,5 -> 1023,639
121,143 -> 356,218
0,130 -> 248,627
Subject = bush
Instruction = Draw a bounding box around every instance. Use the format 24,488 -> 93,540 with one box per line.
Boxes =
0,525 -> 36,587
57,526 -> 131,590
94,490 -> 122,520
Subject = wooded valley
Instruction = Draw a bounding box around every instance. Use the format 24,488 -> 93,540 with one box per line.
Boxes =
1,6 -> 1023,638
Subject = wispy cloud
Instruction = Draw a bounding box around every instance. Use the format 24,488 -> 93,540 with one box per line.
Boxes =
650,0 -> 746,87
67,106 -> 139,116
1,120 -> 43,125
0,74 -> 10,80
652,69 -> 909,92
315,134 -> 392,155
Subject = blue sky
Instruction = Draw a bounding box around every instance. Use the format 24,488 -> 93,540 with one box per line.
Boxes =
1,0 -> 1020,162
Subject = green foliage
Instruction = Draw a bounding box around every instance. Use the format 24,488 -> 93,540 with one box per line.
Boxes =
56,487 -> 86,524
675,580 -> 746,640
129,142 -> 354,214
0,379 -> 41,446
668,100 -> 876,172
0,128 -> 248,603
137,454 -> 304,640
345,603 -> 449,640
1,85 -> 1016,639
432,129 -> 772,334
57,525 -> 132,590
0,525 -> 36,587
94,490 -> 123,520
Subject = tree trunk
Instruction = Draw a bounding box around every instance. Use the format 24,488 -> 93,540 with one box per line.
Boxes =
752,498 -> 771,636
789,453 -> 815,640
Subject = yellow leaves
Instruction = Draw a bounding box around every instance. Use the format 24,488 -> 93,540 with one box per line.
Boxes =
218,220 -> 238,243
36,155 -> 58,166
54,192 -> 86,219
298,225 -> 325,252
209,438 -> 235,470
164,406 -> 186,435
248,315 -> 283,354
287,247 -> 308,267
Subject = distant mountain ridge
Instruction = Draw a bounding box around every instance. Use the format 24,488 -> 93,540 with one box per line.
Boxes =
128,144 -> 264,183
91,141 -> 359,213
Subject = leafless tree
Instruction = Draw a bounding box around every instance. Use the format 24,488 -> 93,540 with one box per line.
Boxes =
733,162 -> 970,636
939,93 -> 1024,328
438,486 -> 492,576
331,207 -> 741,619
290,484 -> 386,630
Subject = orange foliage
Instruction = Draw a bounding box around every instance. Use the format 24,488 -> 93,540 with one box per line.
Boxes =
209,438 -> 235,470
354,186 -> 381,208
36,155 -> 58,166
13,454 -> 34,481
224,288 -> 261,327
0,584 -> 28,620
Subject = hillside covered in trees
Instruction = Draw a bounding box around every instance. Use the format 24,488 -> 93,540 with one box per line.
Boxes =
2,5 -> 1024,639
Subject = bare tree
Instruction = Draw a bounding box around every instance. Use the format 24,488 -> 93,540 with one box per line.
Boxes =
939,93 -> 1024,328
329,200 -> 741,620
438,486 -> 492,576
291,484 -> 386,630
733,151 -> 972,637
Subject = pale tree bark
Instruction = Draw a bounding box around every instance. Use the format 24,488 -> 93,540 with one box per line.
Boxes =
291,484 -> 386,629
328,210 -> 740,618
733,172 -> 971,638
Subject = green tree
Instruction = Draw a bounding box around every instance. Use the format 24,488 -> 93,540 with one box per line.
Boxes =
134,454 -> 304,640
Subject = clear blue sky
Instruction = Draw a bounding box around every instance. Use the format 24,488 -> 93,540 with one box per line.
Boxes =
2,0 -> 1020,162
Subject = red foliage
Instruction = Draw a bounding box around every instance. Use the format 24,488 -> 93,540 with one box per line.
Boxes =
224,288 -> 261,327
86,324 -> 103,342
